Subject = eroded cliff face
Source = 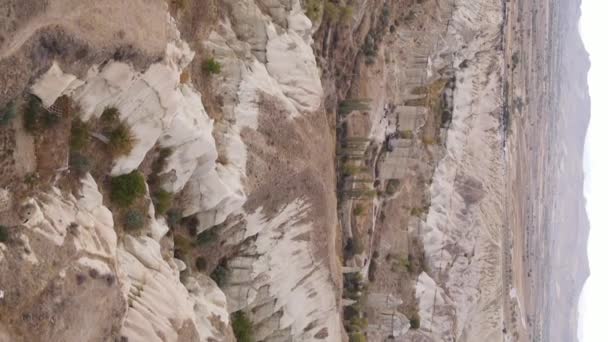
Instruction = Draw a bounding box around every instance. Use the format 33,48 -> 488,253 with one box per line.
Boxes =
317,0 -> 511,339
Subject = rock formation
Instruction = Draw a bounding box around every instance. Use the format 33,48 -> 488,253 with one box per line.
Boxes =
0,0 -> 590,341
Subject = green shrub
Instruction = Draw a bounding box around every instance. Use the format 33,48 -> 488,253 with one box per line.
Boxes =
211,259 -> 230,287
0,101 -> 17,126
339,99 -> 370,115
69,152 -> 91,177
172,0 -> 188,9
123,209 -> 145,231
202,58 -> 221,75
353,204 -> 364,216
349,332 -> 366,342
195,256 -> 207,271
343,163 -> 360,176
152,189 -> 173,216
368,258 -> 377,282
23,96 -> 42,132
108,123 -> 135,157
101,106 -> 120,124
183,215 -> 200,236
196,227 -> 218,245
324,2 -> 339,22
0,225 -> 8,243
409,312 -> 421,329
41,111 -> 60,128
70,118 -> 89,151
385,179 -> 400,195
166,209 -> 183,229
339,5 -> 353,23
110,171 -> 146,207
231,311 -> 254,342
174,234 -> 194,256
305,0 -> 323,22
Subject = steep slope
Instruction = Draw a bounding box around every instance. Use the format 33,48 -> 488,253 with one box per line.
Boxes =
0,0 -> 342,341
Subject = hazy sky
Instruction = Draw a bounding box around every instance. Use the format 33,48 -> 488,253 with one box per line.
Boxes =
578,0 -> 607,341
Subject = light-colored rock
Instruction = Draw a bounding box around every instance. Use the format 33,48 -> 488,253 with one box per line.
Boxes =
7,174 -> 231,342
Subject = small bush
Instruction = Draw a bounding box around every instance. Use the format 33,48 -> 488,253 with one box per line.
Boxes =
368,258 -> 377,282
202,58 -> 221,75
123,209 -> 145,231
195,256 -> 207,271
339,6 -> 353,23
41,111 -> 60,127
399,130 -> 414,139
338,99 -> 370,115
349,332 -> 366,342
151,147 -> 172,175
0,101 -> 17,126
0,225 -> 8,243
409,312 -> 421,329
196,227 -> 218,245
110,171 -> 146,207
166,209 -> 182,229
325,2 -> 339,23
70,118 -> 89,151
343,163 -> 360,176
385,179 -> 400,195
101,106 -> 120,124
69,152 -> 91,177
152,189 -> 173,216
23,96 -> 42,132
183,215 -> 200,236
108,123 -> 135,157
353,204 -> 364,216
231,311 -> 254,342
174,234 -> 194,256
211,258 -> 230,287
305,0 -> 323,21
172,0 -> 188,9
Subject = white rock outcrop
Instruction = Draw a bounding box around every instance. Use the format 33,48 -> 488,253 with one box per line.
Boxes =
27,0 -> 338,340
416,0 -> 507,340
16,174 -> 232,342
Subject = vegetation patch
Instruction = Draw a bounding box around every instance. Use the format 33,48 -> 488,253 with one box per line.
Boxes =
385,179 -> 400,195
353,204 -> 365,216
0,101 -> 16,126
409,311 -> 421,329
0,225 -> 9,243
211,258 -> 230,287
110,171 -> 146,207
152,189 -> 173,216
305,0 -> 323,22
23,96 -> 58,132
196,226 -> 219,245
231,310 -> 254,342
69,152 -> 91,177
70,118 -> 90,151
343,163 -> 361,176
324,2 -> 353,24
195,256 -> 207,271
108,123 -> 135,157
349,332 -> 366,342
123,209 -> 145,231
101,106 -> 120,124
338,99 -> 370,115
202,58 -> 222,75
